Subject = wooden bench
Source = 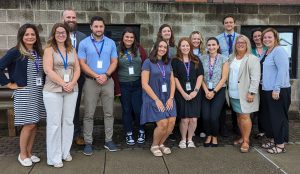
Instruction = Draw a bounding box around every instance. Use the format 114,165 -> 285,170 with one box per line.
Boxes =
0,86 -> 15,137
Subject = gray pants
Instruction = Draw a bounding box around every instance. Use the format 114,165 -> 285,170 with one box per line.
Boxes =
83,78 -> 114,144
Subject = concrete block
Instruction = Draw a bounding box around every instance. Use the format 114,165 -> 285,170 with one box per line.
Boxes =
76,12 -> 87,23
0,10 -> 6,22
35,23 -> 48,37
215,4 -> 238,14
20,0 -> 47,10
240,15 -> 269,25
124,13 -> 135,24
73,1 -> 98,11
140,24 -> 154,37
0,49 -> 8,57
99,1 -> 124,12
34,11 -> 61,23
148,2 -> 172,13
140,38 -> 155,51
7,36 -> 17,49
259,5 -> 280,14
160,13 -> 182,24
194,4 -> 216,14
87,12 -> 111,24
47,0 -> 72,11
124,2 -> 148,12
290,15 -> 300,25
0,36 -> 7,49
170,3 -> 194,13
280,5 -> 300,15
205,14 -> 224,25
182,14 -> 205,25
0,0 -> 20,9
0,23 -> 20,35
135,13 -> 160,25
194,25 -> 218,38
7,10 -> 34,22
111,13 -> 124,24
269,15 -> 289,25
237,4 -> 258,14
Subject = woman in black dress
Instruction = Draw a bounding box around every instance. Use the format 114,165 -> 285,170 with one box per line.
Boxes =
172,37 -> 204,148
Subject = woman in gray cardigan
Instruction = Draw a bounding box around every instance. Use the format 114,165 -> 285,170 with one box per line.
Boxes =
228,35 -> 260,153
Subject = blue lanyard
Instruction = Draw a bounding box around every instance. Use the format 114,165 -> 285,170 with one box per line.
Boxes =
208,55 -> 218,80
184,61 -> 190,80
90,36 -> 105,60
125,49 -> 132,63
57,48 -> 68,70
157,62 -> 166,80
224,32 -> 235,51
32,51 -> 40,72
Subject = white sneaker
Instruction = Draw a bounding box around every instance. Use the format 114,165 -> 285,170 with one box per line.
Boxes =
18,154 -> 32,167
178,140 -> 187,149
64,154 -> 72,162
200,132 -> 206,138
187,141 -> 196,148
53,162 -> 63,168
30,155 -> 40,163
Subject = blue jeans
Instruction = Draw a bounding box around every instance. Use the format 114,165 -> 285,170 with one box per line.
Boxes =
119,79 -> 144,133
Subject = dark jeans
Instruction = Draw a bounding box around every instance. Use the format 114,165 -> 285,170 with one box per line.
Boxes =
120,79 -> 144,133
261,87 -> 291,144
202,88 -> 226,136
73,73 -> 85,138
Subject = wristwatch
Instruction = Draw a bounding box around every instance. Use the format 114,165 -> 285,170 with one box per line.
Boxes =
213,90 -> 217,94
250,92 -> 255,95
105,73 -> 111,79
194,88 -> 199,92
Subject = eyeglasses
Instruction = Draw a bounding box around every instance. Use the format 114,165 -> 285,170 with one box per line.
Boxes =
55,32 -> 67,36
236,42 -> 246,45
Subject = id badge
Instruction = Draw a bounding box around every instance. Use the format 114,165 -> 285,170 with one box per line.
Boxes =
208,82 -> 213,89
162,82 -> 167,93
186,82 -> 191,91
97,60 -> 103,69
36,77 -> 42,86
64,74 -> 70,82
128,66 -> 134,75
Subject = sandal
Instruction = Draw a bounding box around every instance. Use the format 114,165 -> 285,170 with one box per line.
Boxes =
159,144 -> 171,155
261,141 -> 275,149
233,138 -> 243,146
267,146 -> 286,154
150,146 -> 163,157
240,142 -> 250,153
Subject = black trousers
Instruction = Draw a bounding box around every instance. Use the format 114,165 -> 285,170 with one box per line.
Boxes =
261,87 -> 291,144
73,73 -> 85,138
202,88 -> 226,136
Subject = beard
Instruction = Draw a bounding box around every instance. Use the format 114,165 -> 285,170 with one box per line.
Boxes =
64,21 -> 77,32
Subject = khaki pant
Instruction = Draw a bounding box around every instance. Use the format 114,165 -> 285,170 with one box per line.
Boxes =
83,78 -> 114,144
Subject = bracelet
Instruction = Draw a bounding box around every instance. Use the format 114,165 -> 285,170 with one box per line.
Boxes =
213,90 -> 217,94
105,73 -> 111,79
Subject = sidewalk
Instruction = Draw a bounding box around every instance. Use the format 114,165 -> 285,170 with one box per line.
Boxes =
0,120 -> 299,174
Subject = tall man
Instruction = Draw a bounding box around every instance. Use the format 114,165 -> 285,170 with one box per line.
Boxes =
216,15 -> 240,136
62,8 -> 87,145
78,16 -> 118,155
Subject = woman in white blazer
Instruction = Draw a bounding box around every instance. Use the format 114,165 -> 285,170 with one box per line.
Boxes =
228,35 -> 260,153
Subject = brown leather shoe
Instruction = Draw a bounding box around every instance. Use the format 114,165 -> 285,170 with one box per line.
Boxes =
74,137 -> 85,145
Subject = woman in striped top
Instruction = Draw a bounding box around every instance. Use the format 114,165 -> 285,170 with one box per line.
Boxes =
0,24 -> 45,167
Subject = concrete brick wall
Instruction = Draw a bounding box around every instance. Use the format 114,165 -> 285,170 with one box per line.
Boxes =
0,0 -> 299,115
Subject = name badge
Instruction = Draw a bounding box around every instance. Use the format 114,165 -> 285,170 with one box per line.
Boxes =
97,60 -> 103,69
128,66 -> 134,75
186,82 -> 191,91
162,82 -> 167,93
208,82 -> 213,89
64,74 -> 70,82
36,77 -> 42,86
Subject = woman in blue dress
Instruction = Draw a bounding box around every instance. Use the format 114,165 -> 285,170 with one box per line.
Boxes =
141,39 -> 176,157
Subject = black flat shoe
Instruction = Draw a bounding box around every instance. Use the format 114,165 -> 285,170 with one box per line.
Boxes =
211,143 -> 218,147
203,142 -> 211,147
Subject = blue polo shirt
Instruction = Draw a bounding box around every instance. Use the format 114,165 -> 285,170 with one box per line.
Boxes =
216,32 -> 240,57
78,34 -> 118,74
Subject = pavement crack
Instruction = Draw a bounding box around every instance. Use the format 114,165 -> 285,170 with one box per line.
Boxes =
162,156 -> 170,174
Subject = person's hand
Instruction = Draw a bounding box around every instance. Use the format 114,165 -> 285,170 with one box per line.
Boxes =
272,91 -> 280,100
206,91 -> 214,100
182,92 -> 191,101
6,82 -> 20,90
247,93 -> 254,103
63,81 -> 76,93
155,99 -> 165,112
189,91 -> 198,99
166,98 -> 173,111
96,74 -> 108,84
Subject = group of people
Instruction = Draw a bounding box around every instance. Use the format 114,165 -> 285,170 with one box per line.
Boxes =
0,7 -> 291,167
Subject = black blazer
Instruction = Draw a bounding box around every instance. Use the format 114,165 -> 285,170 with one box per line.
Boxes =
75,31 -> 87,52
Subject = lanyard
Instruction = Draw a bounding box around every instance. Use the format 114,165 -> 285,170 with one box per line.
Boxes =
208,55 -> 218,80
90,36 -> 105,60
224,32 -> 235,51
157,62 -> 166,80
57,47 -> 68,70
184,61 -> 190,80
125,49 -> 132,63
32,51 -> 40,72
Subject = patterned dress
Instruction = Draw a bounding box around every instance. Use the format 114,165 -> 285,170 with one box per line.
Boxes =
14,52 -> 46,126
